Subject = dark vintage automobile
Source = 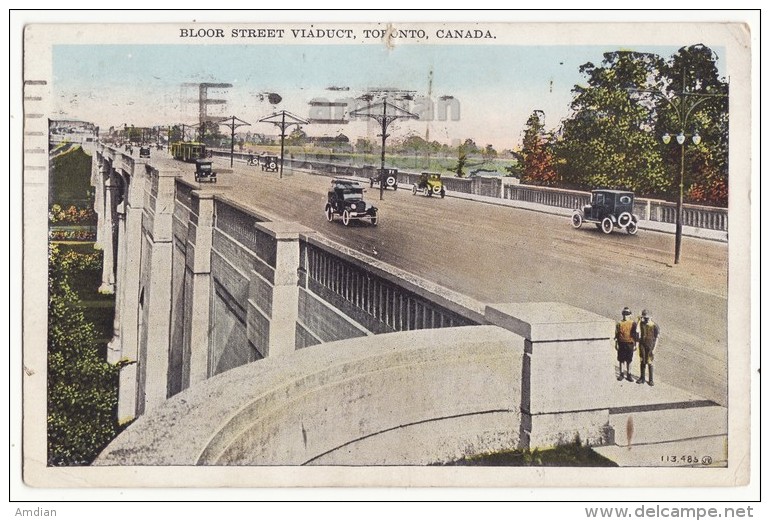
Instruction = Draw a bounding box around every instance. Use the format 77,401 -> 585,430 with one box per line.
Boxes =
194,160 -> 217,183
139,146 -> 151,158
261,155 -> 279,172
366,166 -> 399,190
412,172 -> 446,198
325,179 -> 378,226
571,189 -> 639,235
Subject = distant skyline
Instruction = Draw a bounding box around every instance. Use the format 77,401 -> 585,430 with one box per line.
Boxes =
52,43 -> 726,150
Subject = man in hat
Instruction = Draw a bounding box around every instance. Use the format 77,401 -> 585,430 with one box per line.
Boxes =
637,309 -> 660,386
614,307 -> 637,381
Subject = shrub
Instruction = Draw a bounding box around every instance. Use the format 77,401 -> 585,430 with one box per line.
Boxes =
48,244 -> 119,465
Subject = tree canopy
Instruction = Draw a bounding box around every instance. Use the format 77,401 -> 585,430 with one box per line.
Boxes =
550,45 -> 728,205
48,245 -> 119,465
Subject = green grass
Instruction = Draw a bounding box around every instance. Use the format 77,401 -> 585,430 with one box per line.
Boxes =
440,441 -> 618,467
49,145 -> 94,206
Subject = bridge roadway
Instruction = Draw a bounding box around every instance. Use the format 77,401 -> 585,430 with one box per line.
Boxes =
150,153 -> 729,406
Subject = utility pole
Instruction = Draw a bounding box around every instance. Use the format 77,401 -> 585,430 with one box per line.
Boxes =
259,110 -> 308,178
218,116 -> 251,167
350,98 -> 418,200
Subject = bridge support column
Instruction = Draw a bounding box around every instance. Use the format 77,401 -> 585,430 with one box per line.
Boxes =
251,222 -> 314,358
114,165 -> 147,422
485,302 -> 615,449
185,191 -> 216,387
106,169 -> 126,365
136,168 -> 176,414
97,163 -> 115,295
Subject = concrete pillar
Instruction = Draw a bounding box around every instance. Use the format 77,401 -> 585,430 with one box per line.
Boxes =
120,166 -> 146,370
92,157 -> 105,249
137,167 -> 176,413
184,191 -> 216,387
112,162 -> 147,422
97,164 -> 115,295
106,171 -> 126,365
485,302 -> 615,449
250,222 -> 314,358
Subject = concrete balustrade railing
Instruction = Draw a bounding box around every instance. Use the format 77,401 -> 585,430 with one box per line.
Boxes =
211,149 -> 727,232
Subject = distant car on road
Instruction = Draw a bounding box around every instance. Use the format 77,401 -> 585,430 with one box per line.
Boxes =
412,172 -> 446,198
194,160 -> 217,183
571,189 -> 639,235
139,146 -> 151,158
325,179 -> 378,226
369,167 -> 399,190
261,155 -> 279,172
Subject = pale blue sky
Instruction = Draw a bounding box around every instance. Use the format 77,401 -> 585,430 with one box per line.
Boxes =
52,44 -> 726,149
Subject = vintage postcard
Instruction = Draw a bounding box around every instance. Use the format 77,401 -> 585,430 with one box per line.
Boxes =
15,12 -> 758,497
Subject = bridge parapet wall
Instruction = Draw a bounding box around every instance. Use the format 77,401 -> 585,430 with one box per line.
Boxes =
96,326 -> 524,466
96,302 -> 617,466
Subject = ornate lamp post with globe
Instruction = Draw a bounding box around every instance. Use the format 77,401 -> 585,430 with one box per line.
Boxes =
661,129 -> 701,264
630,76 -> 725,265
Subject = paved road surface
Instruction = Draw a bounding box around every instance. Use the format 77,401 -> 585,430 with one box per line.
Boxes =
153,154 -> 729,406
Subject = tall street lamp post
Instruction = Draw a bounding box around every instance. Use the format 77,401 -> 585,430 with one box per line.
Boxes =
629,83 -> 725,265
662,130 -> 701,264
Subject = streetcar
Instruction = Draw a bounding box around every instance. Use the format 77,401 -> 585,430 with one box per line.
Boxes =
171,141 -> 207,162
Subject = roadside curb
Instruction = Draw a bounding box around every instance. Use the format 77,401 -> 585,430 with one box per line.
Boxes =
264,165 -> 728,243
441,187 -> 728,243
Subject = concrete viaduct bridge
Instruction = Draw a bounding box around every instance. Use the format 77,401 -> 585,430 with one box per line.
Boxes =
91,144 -> 726,468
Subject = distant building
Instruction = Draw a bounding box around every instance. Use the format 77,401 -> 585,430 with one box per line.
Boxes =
307,99 -> 349,124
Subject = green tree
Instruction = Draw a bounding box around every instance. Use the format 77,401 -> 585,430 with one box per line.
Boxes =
460,138 -> 479,156
355,138 -> 374,154
554,51 -> 669,194
521,111 -> 557,185
482,144 -> 498,160
657,44 -> 729,206
399,134 -> 434,156
48,245 -> 119,465
201,120 -> 225,146
451,138 -> 478,177
285,128 -> 307,146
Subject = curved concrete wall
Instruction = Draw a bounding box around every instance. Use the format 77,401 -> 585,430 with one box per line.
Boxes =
96,325 -> 523,466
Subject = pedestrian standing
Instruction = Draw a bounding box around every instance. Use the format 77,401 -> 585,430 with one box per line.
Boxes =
615,307 -> 637,382
636,309 -> 660,386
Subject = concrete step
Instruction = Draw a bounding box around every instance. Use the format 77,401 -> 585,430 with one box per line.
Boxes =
608,402 -> 726,447
593,435 -> 728,468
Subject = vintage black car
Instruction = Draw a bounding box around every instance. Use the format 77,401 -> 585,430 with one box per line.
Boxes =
194,160 -> 217,183
139,146 -> 151,158
366,166 -> 399,190
325,179 -> 378,226
571,189 -> 639,235
261,155 -> 279,172
412,172 -> 446,198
